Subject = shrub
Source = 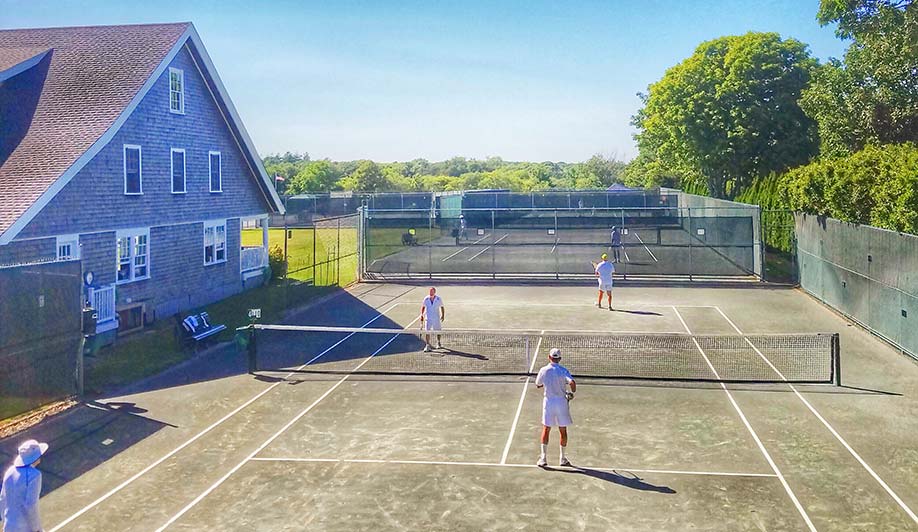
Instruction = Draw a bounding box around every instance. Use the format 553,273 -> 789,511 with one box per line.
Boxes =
268,244 -> 286,279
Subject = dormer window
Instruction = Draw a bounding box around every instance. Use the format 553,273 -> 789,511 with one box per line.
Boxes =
169,67 -> 184,114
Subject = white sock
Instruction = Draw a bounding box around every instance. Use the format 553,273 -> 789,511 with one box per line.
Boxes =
560,445 -> 567,460
540,444 -> 547,457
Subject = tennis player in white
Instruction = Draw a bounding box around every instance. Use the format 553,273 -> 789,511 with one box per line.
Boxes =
536,348 -> 576,467
593,253 -> 615,310
420,287 -> 445,352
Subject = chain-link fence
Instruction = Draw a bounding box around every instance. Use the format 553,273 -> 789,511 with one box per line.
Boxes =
0,260 -> 83,420
796,213 -> 918,361
360,207 -> 758,280
265,214 -> 359,288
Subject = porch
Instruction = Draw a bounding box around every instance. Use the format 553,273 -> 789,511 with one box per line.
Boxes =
241,215 -> 269,278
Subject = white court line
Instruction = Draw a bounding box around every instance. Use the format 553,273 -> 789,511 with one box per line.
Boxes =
633,232 -> 658,262
715,306 -> 918,526
467,233 -> 509,262
49,300 -> 408,532
248,457 -> 778,478
442,233 -> 490,261
500,332 -> 544,464
154,318 -> 420,531
550,237 -> 559,254
672,306 -> 817,532
415,302 -> 719,309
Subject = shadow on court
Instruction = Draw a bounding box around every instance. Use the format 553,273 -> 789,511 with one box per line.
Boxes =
0,400 -> 173,496
0,286 -> 417,499
546,466 -> 677,494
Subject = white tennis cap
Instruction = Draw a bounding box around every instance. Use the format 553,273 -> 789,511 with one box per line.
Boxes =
549,348 -> 562,360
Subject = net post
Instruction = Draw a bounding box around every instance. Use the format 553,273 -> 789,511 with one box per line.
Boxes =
832,333 -> 841,386
247,324 -> 258,374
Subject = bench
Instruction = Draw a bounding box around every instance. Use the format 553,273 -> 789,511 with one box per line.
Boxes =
180,312 -> 227,350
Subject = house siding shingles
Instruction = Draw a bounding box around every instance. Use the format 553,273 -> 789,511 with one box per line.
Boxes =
0,237 -> 55,266
9,44 -> 269,320
79,232 -> 116,286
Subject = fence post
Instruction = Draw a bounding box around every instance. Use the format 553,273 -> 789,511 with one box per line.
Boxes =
428,211 -> 433,280
491,209 -> 496,280
688,207 -> 693,281
336,218 -> 341,286
554,209 -> 559,280
312,223 -> 317,285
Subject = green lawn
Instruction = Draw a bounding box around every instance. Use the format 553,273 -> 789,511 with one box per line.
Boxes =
242,227 -> 359,285
84,281 -> 336,394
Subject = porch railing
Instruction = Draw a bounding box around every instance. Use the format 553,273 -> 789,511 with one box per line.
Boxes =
241,246 -> 268,272
89,284 -> 116,324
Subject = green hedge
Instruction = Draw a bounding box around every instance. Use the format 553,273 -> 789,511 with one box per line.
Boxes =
784,143 -> 918,234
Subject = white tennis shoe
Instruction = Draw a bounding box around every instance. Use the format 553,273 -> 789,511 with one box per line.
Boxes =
537,456 -> 547,467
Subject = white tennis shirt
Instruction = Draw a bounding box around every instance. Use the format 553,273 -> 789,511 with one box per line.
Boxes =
1,465 -> 42,532
535,362 -> 574,398
595,260 -> 615,284
422,295 -> 443,326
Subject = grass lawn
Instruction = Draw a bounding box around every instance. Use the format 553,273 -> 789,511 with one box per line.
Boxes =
84,281 -> 336,394
242,227 -> 359,285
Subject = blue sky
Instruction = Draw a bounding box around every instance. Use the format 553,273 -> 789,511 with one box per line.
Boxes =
2,0 -> 848,162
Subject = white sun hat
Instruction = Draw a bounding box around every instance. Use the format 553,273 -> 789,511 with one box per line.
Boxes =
549,348 -> 562,360
14,439 -> 49,467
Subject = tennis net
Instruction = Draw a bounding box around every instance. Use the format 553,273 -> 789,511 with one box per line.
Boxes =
243,325 -> 841,385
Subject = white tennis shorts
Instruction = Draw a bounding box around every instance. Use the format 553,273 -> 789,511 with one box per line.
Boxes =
423,320 -> 442,331
542,396 -> 572,427
598,279 -> 613,292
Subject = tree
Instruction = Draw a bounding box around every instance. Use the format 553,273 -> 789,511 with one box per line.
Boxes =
801,1 -> 918,155
286,160 -> 340,194
338,160 -> 390,191
631,32 -> 819,198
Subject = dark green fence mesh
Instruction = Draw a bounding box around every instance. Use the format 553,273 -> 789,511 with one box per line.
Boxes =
0,260 -> 82,420
796,214 -> 918,361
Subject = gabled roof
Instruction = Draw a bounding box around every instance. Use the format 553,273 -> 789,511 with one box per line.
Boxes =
0,23 -> 284,244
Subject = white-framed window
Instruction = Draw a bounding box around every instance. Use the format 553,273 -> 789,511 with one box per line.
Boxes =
203,220 -> 227,265
169,67 -> 184,114
56,234 -> 79,261
116,228 -> 150,283
124,145 -> 142,195
171,148 -> 186,194
209,151 -> 222,192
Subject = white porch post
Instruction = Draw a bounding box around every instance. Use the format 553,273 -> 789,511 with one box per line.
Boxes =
262,216 -> 269,250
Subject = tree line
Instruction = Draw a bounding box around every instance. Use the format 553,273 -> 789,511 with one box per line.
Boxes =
624,0 -> 917,232
264,1 -> 918,233
263,153 -> 628,195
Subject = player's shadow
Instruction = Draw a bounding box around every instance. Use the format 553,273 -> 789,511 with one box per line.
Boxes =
611,309 -> 663,316
549,466 -> 676,494
436,348 -> 489,361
